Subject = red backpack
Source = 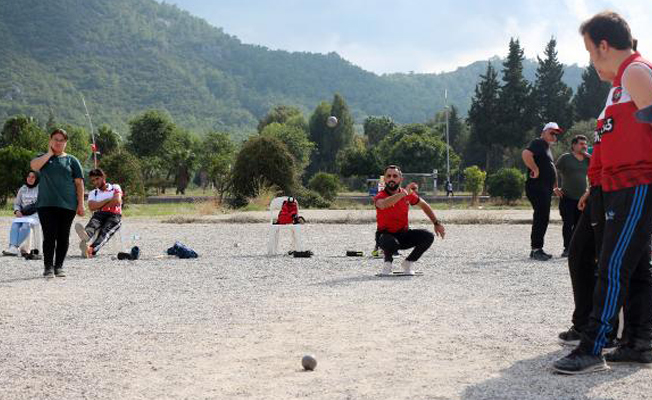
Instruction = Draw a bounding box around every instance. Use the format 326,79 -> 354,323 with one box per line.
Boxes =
276,197 -> 299,224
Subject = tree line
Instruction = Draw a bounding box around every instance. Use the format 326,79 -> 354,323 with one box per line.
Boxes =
0,37 -> 610,207
464,37 -> 610,173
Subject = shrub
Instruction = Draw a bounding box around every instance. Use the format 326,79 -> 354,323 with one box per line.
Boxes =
307,172 -> 340,201
295,187 -> 331,209
487,168 -> 526,202
463,166 -> 486,204
231,136 -> 298,200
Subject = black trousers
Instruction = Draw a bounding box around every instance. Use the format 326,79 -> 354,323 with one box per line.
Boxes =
85,212 -> 122,254
525,183 -> 552,249
37,207 -> 76,269
568,187 -> 607,332
378,229 -> 434,262
580,184 -> 652,355
559,197 -> 582,250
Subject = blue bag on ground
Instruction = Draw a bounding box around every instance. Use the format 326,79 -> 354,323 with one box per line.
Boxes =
167,241 -> 198,259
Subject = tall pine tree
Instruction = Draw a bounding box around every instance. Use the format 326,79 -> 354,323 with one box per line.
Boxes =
466,63 -> 500,170
330,93 -> 355,155
533,38 -> 574,130
307,93 -> 354,175
497,38 -> 534,152
573,64 -> 612,121
448,105 -> 467,157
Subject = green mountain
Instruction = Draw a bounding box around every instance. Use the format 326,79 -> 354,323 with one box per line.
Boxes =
0,0 -> 584,137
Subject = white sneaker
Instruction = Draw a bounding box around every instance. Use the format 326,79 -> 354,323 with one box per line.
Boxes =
401,260 -> 415,276
379,261 -> 393,276
2,246 -> 19,256
75,222 -> 90,242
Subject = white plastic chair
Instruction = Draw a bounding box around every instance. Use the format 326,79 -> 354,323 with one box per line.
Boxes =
267,196 -> 304,255
14,215 -> 42,254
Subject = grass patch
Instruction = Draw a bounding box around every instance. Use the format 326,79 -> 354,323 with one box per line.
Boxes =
0,202 -> 13,217
122,201 -> 228,218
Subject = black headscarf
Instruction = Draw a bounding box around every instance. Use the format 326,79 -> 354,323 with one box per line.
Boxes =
26,170 -> 39,188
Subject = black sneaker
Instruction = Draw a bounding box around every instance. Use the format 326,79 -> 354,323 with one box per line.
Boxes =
561,248 -> 569,258
605,345 -> 652,367
530,249 -> 552,261
23,252 -> 42,261
552,349 -> 609,375
558,327 -> 582,346
54,268 -> 66,278
43,268 -> 54,278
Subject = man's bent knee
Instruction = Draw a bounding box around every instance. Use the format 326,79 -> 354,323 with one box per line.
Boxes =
378,233 -> 398,249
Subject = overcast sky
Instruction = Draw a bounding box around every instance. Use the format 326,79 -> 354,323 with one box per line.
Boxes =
161,0 -> 652,74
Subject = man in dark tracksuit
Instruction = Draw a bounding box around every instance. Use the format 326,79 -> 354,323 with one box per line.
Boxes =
553,11 -> 652,374
559,132 -> 622,347
522,122 -> 563,261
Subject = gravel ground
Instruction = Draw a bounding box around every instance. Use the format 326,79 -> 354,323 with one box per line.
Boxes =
0,214 -> 650,400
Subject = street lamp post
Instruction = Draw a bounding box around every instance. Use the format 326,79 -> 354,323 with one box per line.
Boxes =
445,89 -> 450,184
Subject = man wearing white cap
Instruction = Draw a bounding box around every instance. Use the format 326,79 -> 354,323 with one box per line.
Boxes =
521,122 -> 563,261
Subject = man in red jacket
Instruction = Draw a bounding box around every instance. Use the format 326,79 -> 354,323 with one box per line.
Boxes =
554,11 -> 652,375
374,165 -> 445,276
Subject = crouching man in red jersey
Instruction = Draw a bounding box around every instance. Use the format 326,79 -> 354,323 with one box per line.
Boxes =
374,165 -> 445,276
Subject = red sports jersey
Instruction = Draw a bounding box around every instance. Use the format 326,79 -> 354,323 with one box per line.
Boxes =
374,189 -> 420,233
598,53 -> 652,192
587,123 -> 602,187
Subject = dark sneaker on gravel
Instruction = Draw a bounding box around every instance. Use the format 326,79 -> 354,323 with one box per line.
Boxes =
54,268 -> 66,278
553,349 -> 609,375
43,268 -> 54,278
558,327 -> 582,346
605,345 -> 652,367
530,249 -> 552,261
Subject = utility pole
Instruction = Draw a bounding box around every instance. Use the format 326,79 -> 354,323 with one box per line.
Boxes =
445,89 -> 450,183
81,95 -> 98,168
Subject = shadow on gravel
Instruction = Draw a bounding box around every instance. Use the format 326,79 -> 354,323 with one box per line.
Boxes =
462,349 -> 637,400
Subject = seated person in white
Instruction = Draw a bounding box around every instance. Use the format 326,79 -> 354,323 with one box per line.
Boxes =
74,168 -> 122,258
3,171 -> 39,256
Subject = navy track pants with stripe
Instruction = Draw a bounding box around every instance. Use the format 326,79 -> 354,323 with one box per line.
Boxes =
580,184 -> 652,355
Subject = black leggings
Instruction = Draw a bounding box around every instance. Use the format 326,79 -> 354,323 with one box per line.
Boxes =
37,207 -> 76,269
378,229 -> 434,262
